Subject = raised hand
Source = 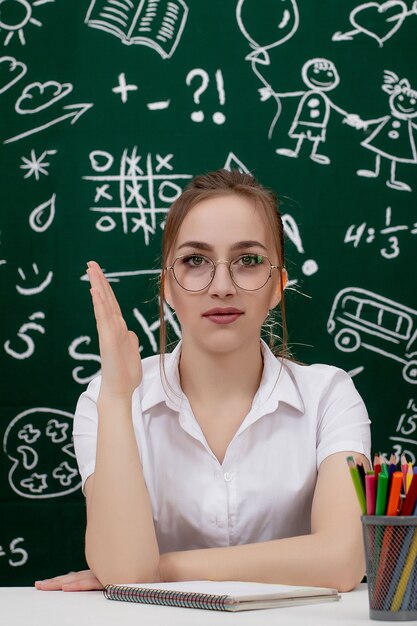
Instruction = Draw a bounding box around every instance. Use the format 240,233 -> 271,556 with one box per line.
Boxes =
35,569 -> 103,592
87,261 -> 142,398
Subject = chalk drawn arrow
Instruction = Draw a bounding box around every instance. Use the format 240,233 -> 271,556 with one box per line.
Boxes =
3,103 -> 93,144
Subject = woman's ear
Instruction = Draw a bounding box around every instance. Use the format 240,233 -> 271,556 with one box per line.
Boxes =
269,268 -> 287,310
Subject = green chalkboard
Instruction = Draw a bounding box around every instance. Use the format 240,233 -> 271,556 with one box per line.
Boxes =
1,0 -> 416,585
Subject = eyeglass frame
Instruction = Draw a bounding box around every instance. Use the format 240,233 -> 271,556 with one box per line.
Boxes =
164,253 -> 282,292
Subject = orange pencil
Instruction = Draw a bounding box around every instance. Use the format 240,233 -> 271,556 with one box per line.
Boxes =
386,471 -> 403,516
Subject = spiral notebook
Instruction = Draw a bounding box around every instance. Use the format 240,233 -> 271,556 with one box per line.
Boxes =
104,580 -> 340,611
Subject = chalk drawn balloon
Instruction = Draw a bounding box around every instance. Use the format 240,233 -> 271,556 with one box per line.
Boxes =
236,0 -> 299,52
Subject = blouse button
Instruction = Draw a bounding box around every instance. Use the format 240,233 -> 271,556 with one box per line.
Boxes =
224,472 -> 233,482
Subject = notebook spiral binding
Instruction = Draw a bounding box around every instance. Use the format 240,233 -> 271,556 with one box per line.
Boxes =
104,585 -> 232,610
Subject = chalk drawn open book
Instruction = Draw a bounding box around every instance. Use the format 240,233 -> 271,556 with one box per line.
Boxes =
85,0 -> 189,59
104,579 -> 341,611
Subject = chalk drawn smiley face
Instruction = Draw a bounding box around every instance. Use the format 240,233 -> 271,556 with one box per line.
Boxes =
350,1 -> 408,47
3,407 -> 81,499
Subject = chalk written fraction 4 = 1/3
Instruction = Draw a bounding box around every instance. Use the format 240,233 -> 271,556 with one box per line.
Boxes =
0,537 -> 29,567
344,206 -> 417,259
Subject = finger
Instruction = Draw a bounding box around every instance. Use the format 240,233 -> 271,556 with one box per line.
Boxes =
62,578 -> 104,592
87,262 -> 122,318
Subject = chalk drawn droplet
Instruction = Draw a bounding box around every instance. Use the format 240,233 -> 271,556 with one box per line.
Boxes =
191,111 -> 204,122
213,112 -> 226,125
29,194 -> 56,233
302,259 -> 318,276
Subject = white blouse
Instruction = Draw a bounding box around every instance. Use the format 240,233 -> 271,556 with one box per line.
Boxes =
73,341 -> 371,554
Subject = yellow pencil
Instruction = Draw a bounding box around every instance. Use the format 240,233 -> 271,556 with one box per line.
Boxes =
391,529 -> 417,611
406,462 -> 413,493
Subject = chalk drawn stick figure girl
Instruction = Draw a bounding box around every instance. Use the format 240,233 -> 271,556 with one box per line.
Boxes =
348,71 -> 417,192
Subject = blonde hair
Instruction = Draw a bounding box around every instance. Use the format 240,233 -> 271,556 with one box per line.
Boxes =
158,169 -> 289,369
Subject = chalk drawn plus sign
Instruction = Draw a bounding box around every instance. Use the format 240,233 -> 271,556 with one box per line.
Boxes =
112,73 -> 138,104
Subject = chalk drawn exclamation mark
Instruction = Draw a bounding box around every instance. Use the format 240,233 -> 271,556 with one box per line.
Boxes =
213,69 -> 226,125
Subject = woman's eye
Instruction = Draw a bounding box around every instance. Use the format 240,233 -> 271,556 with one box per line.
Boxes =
239,254 -> 262,266
184,255 -> 206,267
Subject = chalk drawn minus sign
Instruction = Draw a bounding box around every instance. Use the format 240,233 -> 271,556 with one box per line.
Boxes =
147,100 -> 171,111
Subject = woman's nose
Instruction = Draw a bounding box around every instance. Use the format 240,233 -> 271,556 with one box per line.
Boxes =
208,261 -> 236,296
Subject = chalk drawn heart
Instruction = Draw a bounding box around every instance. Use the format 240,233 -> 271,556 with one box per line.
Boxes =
0,56 -> 27,94
350,1 -> 408,46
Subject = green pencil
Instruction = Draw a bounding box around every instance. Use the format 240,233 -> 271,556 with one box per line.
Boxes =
376,473 -> 389,515
347,456 -> 366,515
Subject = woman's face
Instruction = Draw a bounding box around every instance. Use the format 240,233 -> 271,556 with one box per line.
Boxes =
165,193 -> 283,355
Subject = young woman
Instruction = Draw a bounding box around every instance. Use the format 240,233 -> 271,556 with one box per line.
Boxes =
35,169 -> 371,593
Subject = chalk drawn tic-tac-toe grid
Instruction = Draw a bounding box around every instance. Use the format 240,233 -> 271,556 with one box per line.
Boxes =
82,148 -> 192,244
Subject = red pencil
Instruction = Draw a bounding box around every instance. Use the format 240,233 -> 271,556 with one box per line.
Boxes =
374,453 -> 382,484
402,474 -> 417,515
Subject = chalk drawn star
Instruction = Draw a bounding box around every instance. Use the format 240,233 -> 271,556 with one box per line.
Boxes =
45,419 -> 69,443
20,472 -> 48,494
112,73 -> 138,104
20,149 -> 57,180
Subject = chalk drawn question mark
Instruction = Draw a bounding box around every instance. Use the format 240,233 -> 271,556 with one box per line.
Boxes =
186,68 -> 209,122
186,68 -> 226,124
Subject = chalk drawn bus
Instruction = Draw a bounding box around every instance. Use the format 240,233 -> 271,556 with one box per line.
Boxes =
327,288 -> 417,384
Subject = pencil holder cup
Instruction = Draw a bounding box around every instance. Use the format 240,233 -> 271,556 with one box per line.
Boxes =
362,516 -> 417,621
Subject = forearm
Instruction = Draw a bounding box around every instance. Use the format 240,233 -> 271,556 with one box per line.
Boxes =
85,394 -> 160,586
161,531 -> 365,592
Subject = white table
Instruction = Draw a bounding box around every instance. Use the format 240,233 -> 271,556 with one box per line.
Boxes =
0,584 -> 398,624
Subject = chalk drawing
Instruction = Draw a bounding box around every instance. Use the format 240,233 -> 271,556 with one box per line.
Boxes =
20,149 -> 57,180
80,267 -> 160,284
29,193 -> 55,232
186,68 -> 226,124
274,58 -> 355,165
83,148 -> 192,242
3,407 -> 80,499
345,71 -> 417,191
4,312 -> 45,360
133,302 -> 181,353
236,0 -> 299,139
0,0 -> 55,46
344,206 -> 417,259
224,152 -> 251,173
282,214 -> 319,276
112,72 -> 138,103
333,1 -> 417,47
15,81 -> 72,114
147,99 -> 170,111
0,538 -> 28,568
389,398 -> 417,464
85,0 -> 188,59
4,103 -> 93,144
68,336 -> 101,384
0,56 -> 27,93
328,288 -> 417,384
16,263 -> 53,295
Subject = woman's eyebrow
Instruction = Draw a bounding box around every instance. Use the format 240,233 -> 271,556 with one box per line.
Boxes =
177,240 -> 268,251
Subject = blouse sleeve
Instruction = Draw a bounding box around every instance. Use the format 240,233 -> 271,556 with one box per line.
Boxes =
316,367 -> 371,469
72,376 -> 101,494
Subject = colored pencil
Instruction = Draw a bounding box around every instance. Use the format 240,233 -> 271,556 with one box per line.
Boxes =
402,474 -> 417,516
386,472 -> 403,516
365,474 -> 376,515
346,456 -> 366,515
401,454 -> 408,493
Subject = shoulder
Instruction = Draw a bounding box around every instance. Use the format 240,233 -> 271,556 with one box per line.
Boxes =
280,357 -> 367,417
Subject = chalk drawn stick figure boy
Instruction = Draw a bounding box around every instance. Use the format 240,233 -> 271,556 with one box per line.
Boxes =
346,71 -> 417,192
274,58 -> 352,165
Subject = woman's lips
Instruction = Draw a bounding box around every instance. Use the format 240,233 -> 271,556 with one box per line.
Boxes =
202,308 -> 244,325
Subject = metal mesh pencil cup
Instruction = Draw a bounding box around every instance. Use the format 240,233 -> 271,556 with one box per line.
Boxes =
362,516 -> 417,621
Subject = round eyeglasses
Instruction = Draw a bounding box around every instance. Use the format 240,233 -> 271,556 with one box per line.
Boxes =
165,254 -> 281,292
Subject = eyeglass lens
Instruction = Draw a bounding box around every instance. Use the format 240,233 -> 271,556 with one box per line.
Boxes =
172,254 -> 272,291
